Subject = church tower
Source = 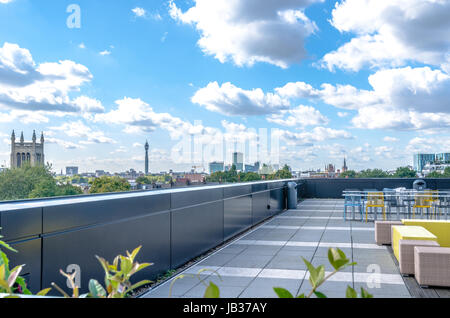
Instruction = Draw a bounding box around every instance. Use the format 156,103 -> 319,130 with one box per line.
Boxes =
145,140 -> 149,175
10,130 -> 45,168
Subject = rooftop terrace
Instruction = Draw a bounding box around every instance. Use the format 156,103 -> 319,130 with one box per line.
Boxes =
144,199 -> 417,298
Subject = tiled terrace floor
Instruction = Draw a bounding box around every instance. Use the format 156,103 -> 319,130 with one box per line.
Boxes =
143,199 -> 411,298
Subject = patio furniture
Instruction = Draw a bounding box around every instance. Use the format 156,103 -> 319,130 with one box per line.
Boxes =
365,192 -> 386,223
401,219 -> 450,247
343,189 -> 363,221
398,239 -> 440,275
433,189 -> 450,220
413,191 -> 433,219
392,225 -> 438,261
384,188 -> 407,220
374,220 -> 403,245
414,246 -> 450,287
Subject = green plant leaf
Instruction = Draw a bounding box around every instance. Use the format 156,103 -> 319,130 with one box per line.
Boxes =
313,291 -> 327,298
203,282 -> 220,298
273,287 -> 294,298
127,280 -> 152,294
0,240 -> 17,253
297,294 -> 306,298
360,288 -> 373,298
346,286 -> 358,298
303,258 -> 319,287
36,288 -> 52,296
328,248 -> 350,271
88,279 -> 107,298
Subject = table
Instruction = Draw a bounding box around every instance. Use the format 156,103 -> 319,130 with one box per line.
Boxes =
392,225 -> 438,261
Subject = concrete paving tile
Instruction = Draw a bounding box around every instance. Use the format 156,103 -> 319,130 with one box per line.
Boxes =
226,254 -> 274,268
197,253 -> 239,267
239,278 -> 302,298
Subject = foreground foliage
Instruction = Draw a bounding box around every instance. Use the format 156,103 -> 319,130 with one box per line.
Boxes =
0,231 -> 51,297
0,165 -> 82,201
52,246 -> 152,298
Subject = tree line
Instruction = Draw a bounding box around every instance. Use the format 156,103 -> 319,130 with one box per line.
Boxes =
339,166 -> 450,179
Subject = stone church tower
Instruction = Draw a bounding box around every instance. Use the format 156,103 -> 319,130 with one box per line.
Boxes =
10,130 -> 45,168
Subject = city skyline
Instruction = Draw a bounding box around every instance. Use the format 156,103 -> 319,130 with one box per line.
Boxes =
1,1 -> 450,173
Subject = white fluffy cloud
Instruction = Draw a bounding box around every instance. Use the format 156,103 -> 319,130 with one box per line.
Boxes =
275,66 -> 450,131
192,81 -> 290,116
0,42 -> 104,122
275,127 -> 353,146
267,105 -> 328,127
49,121 -> 115,145
169,0 -> 321,68
322,0 -> 450,71
95,97 -> 220,140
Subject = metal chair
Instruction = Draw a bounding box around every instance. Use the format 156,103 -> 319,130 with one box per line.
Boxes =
365,192 -> 386,223
433,190 -> 450,220
413,191 -> 433,219
343,189 -> 363,221
384,188 -> 406,220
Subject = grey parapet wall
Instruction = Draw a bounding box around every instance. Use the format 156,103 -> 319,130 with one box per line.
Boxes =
303,178 -> 450,199
0,179 -> 300,295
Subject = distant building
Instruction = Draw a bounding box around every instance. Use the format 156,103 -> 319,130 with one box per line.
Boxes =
145,140 -> 149,175
244,162 -> 260,173
184,173 -> 205,184
436,153 -> 450,163
10,130 -> 45,168
342,157 -> 348,173
414,154 -> 436,172
423,163 -> 450,176
66,166 -> 79,176
209,161 -> 224,174
95,170 -> 106,177
232,152 -> 244,171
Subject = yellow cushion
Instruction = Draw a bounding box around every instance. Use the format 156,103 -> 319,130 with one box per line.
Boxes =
392,226 -> 438,261
401,220 -> 450,247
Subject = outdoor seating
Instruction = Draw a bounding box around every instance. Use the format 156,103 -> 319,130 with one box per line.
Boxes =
343,189 -> 363,221
433,189 -> 450,220
414,246 -> 450,288
398,239 -> 440,275
392,225 -> 438,261
365,192 -> 386,223
413,191 -> 433,219
375,220 -> 403,245
401,219 -> 450,247
384,188 -> 407,220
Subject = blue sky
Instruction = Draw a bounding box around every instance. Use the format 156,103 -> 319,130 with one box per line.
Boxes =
1,0 -> 449,173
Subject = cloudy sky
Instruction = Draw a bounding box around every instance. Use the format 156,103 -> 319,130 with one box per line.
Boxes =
0,0 -> 449,173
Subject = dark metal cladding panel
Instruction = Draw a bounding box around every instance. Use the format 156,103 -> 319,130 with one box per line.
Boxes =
41,211 -> 171,295
224,195 -> 252,241
170,188 -> 223,209
0,208 -> 42,241
8,238 -> 42,293
252,191 -> 270,225
171,201 -> 224,268
252,183 -> 268,193
223,185 -> 252,199
268,182 -> 283,189
43,194 -> 170,234
269,187 -> 285,215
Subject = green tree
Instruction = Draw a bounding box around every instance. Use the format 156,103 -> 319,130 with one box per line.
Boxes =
340,170 -> 357,178
392,167 -> 417,178
89,176 -> 131,194
240,172 -> 262,182
357,169 -> 389,178
275,164 -> 293,179
0,165 -> 82,201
